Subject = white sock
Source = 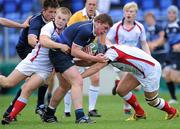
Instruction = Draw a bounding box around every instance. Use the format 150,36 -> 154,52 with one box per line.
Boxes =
88,85 -> 100,111
64,90 -> 72,113
123,102 -> 131,110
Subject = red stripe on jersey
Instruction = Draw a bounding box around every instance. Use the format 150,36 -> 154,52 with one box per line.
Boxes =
30,44 -> 41,62
111,46 -> 155,78
115,22 -> 122,44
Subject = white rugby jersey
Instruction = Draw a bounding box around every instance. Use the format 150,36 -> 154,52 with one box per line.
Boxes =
107,19 -> 146,47
105,45 -> 160,78
26,21 -> 57,71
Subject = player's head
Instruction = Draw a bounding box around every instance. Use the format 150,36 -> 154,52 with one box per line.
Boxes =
144,12 -> 156,26
94,13 -> 113,36
55,7 -> 72,30
85,0 -> 97,18
167,5 -> 179,23
123,2 -> 138,22
42,0 -> 59,22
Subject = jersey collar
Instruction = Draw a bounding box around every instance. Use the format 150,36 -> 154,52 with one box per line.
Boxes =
82,8 -> 100,20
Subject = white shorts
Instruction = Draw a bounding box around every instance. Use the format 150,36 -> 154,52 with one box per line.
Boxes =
15,58 -> 52,81
133,63 -> 162,92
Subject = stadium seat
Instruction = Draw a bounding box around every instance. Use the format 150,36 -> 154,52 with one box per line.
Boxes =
9,33 -> 19,57
20,1 -> 33,13
4,13 -> 21,21
21,12 -> 32,21
0,34 -> 3,48
159,0 -> 172,9
109,9 -> 123,22
141,0 -> 155,10
3,2 -> 17,14
71,0 -> 84,13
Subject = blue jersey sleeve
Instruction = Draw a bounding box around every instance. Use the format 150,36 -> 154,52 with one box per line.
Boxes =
28,17 -> 42,38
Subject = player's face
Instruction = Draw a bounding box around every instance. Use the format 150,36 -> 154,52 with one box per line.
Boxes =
43,7 -> 57,22
85,0 -> 97,17
95,22 -> 110,36
168,10 -> 177,23
124,8 -> 137,22
145,15 -> 155,26
55,12 -> 69,30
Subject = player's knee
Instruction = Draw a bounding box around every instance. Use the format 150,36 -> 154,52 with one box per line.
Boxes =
145,94 -> 160,107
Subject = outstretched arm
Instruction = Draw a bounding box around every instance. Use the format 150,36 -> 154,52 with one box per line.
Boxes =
0,17 -> 30,28
81,62 -> 108,78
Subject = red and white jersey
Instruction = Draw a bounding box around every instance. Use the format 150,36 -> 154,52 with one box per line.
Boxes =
25,22 -> 56,72
105,45 -> 160,78
107,19 -> 146,47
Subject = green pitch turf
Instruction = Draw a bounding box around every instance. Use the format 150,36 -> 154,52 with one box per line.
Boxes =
0,92 -> 179,129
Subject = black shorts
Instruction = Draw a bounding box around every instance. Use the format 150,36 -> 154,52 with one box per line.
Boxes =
151,53 -> 166,66
165,52 -> 180,70
16,44 -> 33,60
49,49 -> 75,73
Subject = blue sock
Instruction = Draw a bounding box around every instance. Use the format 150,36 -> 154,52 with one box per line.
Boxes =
75,108 -> 85,120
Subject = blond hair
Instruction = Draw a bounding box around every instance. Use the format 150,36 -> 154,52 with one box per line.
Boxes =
123,2 -> 138,12
56,7 -> 72,19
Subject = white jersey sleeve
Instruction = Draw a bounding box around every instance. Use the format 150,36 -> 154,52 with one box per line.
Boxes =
105,48 -> 118,61
139,23 -> 146,42
106,22 -> 121,44
40,21 -> 55,37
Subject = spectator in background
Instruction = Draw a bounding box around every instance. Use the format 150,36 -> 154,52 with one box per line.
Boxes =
144,12 -> 166,65
148,5 -> 180,104
0,17 -> 30,28
63,0 -> 103,117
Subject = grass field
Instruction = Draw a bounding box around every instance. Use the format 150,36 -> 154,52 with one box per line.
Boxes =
0,92 -> 179,129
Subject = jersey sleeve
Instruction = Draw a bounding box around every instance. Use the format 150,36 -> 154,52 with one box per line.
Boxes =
28,18 -> 42,37
140,24 -> 147,42
106,23 -> 118,44
73,29 -> 90,47
105,48 -> 118,61
40,22 -> 55,37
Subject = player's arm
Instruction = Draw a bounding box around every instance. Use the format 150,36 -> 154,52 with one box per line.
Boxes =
40,35 -> 70,54
81,62 -> 108,78
0,17 -> 30,28
71,43 -> 106,63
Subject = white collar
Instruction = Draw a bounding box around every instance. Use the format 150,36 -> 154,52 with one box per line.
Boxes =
82,8 -> 100,20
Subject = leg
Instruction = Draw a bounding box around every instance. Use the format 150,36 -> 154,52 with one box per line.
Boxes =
144,90 -> 179,120
116,73 -> 145,119
64,90 -> 72,117
163,67 -> 177,103
2,74 -> 44,125
88,72 -> 101,117
0,69 -> 27,88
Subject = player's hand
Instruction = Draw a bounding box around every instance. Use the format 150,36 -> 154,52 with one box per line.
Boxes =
172,43 -> 180,52
60,44 -> 70,54
22,16 -> 32,28
82,45 -> 93,55
148,42 -> 157,52
95,53 -> 108,63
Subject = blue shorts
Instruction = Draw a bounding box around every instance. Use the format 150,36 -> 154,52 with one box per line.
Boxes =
165,52 -> 180,70
49,49 -> 75,73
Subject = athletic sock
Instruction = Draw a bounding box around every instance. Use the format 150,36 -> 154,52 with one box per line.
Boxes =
167,82 -> 177,100
37,85 -> 48,107
88,85 -> 100,111
123,92 -> 144,115
9,97 -> 27,119
64,90 -> 72,113
75,108 -> 85,120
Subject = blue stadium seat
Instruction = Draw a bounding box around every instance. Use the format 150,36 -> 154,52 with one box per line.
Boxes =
21,12 -> 32,21
109,9 -> 123,22
0,34 -> 3,48
137,9 -> 144,21
9,33 -> 19,57
142,0 -> 155,10
159,0 -> 172,9
3,2 -> 17,14
144,9 -> 161,19
4,13 -> 21,21
20,1 -> 33,13
71,0 -> 83,13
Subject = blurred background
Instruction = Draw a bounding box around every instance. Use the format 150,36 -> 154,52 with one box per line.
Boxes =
0,0 -> 179,94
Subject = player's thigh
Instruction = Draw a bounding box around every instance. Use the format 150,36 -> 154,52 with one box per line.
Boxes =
62,66 -> 83,86
22,74 -> 44,92
6,69 -> 27,86
117,73 -> 140,96
169,69 -> 180,83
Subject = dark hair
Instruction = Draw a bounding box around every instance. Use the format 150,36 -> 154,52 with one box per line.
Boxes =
42,0 -> 59,9
94,13 -> 113,27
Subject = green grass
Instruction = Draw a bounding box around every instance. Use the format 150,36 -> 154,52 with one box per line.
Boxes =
0,92 -> 179,129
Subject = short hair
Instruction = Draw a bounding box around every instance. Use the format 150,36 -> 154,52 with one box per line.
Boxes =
56,7 -> 72,18
167,5 -> 179,18
144,12 -> 155,20
42,0 -> 59,10
123,2 -> 138,12
94,13 -> 113,27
